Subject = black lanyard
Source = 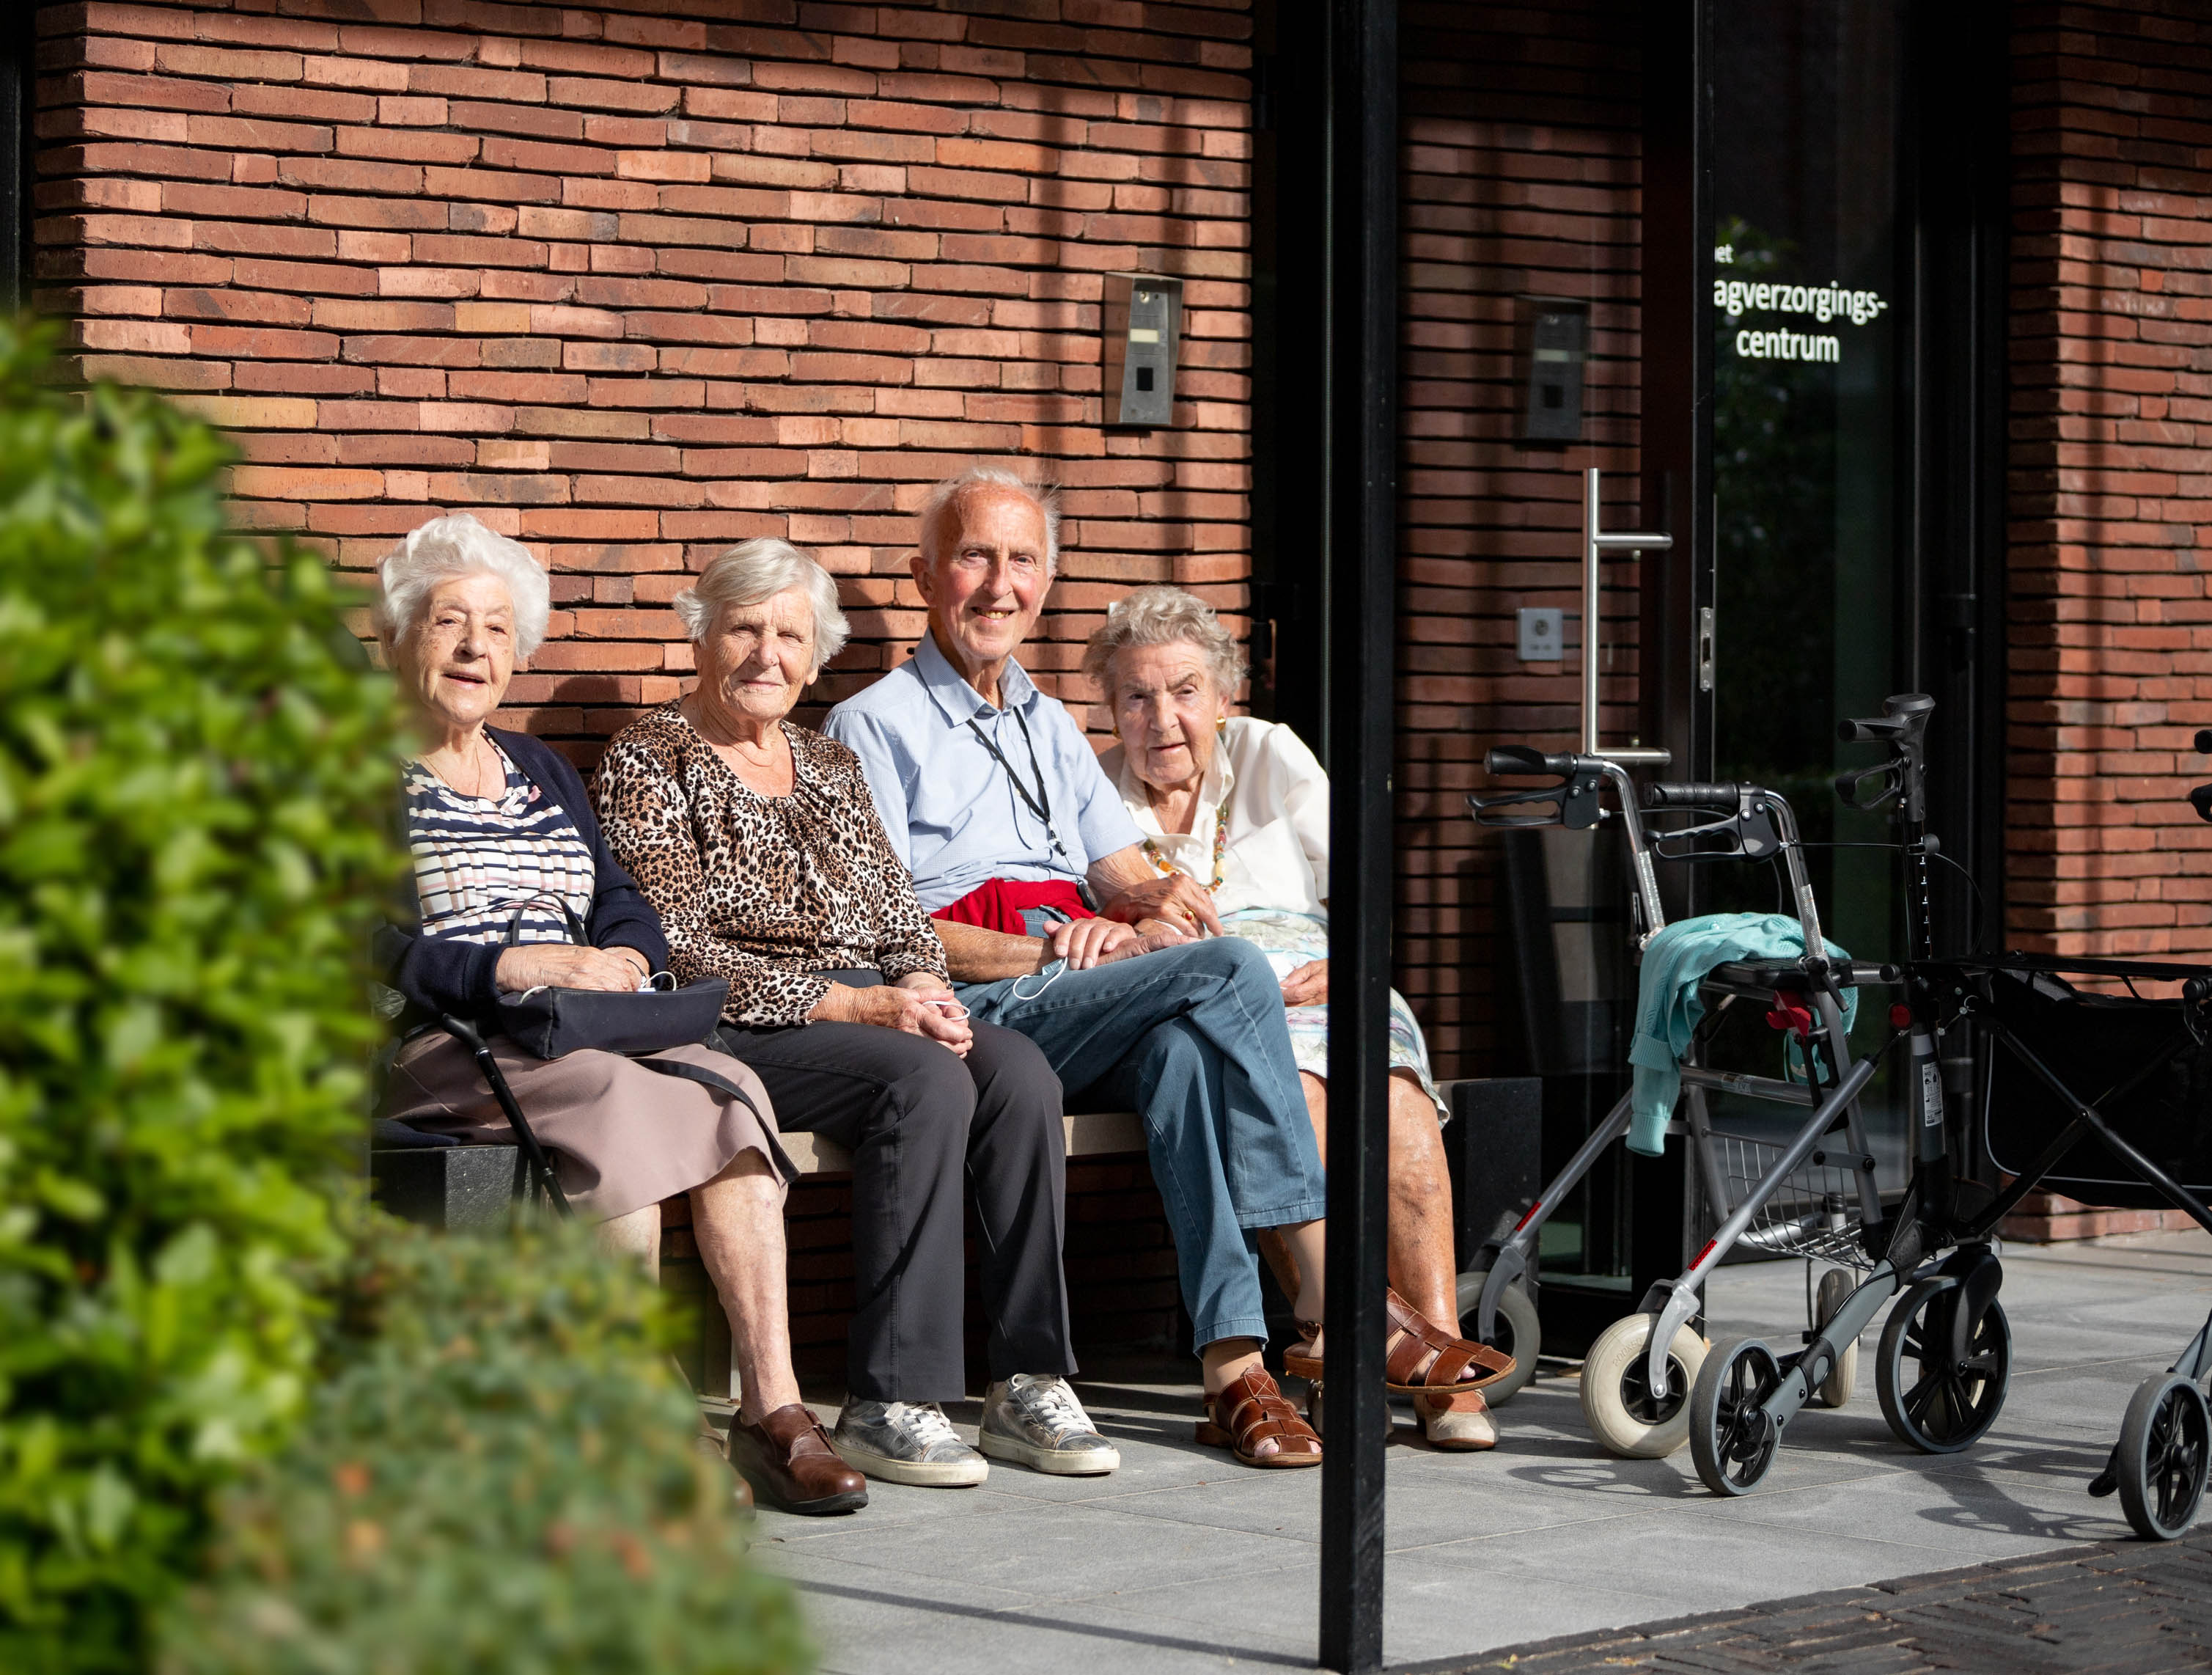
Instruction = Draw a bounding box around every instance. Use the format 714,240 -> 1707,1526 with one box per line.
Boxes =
966,705 -> 1068,862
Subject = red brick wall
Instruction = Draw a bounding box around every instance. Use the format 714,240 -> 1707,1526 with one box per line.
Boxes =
30,0 -> 1258,1360
1395,0 -> 1642,1077
2007,1 -> 2212,959
31,0 -> 1257,748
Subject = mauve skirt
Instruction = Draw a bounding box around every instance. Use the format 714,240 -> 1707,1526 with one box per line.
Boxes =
380,1034 -> 791,1223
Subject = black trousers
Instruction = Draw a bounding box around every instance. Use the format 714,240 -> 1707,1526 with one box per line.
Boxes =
716,1019 -> 1073,1404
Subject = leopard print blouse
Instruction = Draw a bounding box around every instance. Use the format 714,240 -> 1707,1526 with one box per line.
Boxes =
592,702 -> 948,1028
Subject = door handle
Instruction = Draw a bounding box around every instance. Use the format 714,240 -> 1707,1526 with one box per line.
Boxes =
1581,467 -> 1674,764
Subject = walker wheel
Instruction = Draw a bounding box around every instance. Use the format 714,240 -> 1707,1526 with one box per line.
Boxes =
2116,1371 -> 2211,1542
1875,1277 -> 2010,1454
1807,1267 -> 1860,1410
1690,1337 -> 1785,1497
1454,1266 -> 1541,1407
1578,1311 -> 1708,1459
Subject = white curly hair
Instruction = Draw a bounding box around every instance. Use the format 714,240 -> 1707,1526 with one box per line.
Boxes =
672,538 -> 850,672
375,513 -> 551,659
1081,584 -> 1248,696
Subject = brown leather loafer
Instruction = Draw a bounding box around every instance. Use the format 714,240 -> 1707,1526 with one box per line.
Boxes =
730,1404 -> 870,1515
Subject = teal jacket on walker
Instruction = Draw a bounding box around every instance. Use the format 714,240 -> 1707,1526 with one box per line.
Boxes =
1626,912 -> 1859,1157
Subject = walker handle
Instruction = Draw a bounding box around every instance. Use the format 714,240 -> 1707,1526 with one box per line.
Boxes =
1646,781 -> 1739,810
1485,744 -> 1576,777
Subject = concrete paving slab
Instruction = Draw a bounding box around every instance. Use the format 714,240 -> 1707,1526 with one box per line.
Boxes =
796,1569 -> 1317,1675
759,1229 -> 2212,1671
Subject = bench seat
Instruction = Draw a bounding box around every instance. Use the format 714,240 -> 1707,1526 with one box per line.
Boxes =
778,1108 -> 1146,1173
370,1109 -> 1150,1230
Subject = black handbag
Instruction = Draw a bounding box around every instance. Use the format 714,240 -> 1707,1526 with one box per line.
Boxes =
493,901 -> 728,1060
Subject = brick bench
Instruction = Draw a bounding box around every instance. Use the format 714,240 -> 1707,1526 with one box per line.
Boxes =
370,1108 -> 1175,1396
664,1110 -> 1165,1394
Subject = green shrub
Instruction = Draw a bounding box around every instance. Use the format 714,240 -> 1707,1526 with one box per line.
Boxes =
0,319 -> 406,1668
158,1217 -> 813,1675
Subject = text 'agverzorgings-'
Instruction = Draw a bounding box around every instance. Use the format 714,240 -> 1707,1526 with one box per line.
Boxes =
1713,279 -> 1889,326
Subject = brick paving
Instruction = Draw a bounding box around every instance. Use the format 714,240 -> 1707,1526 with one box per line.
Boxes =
1429,1533 -> 2212,1674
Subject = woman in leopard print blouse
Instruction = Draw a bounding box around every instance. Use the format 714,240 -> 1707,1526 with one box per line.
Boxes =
595,703 -> 946,1030
593,540 -> 1100,1485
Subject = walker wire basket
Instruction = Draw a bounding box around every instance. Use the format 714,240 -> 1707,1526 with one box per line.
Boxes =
1703,1124 -> 1874,1268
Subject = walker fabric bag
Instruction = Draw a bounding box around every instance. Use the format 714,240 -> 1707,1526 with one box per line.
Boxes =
1980,966 -> 2212,1206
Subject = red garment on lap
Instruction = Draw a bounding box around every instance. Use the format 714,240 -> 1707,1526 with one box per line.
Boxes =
930,878 -> 1095,937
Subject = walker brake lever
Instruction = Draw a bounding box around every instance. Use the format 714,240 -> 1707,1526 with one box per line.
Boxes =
1641,785 -> 1782,862
1469,746 -> 1606,832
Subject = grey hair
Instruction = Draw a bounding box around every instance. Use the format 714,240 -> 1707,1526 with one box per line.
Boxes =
375,513 -> 551,659
672,538 -> 850,672
919,464 -> 1062,577
1081,584 -> 1248,697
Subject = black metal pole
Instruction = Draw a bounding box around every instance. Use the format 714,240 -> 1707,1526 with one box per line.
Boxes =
1318,0 -> 1396,1666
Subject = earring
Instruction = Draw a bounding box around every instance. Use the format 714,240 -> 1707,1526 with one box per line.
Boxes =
1216,717 -> 1227,734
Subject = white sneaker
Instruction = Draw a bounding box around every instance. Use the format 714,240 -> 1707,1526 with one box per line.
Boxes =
979,1374 -> 1120,1476
831,1400 -> 989,1487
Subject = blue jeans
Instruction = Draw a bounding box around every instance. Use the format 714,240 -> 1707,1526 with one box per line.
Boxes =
958,937 -> 1326,1353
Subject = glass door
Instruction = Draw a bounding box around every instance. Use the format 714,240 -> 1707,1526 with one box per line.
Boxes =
1702,0 -> 1909,1168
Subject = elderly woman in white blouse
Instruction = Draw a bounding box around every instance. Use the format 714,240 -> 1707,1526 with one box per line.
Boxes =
1089,585 -> 1499,1449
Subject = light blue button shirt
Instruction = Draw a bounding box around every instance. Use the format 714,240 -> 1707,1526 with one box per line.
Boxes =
823,634 -> 1144,914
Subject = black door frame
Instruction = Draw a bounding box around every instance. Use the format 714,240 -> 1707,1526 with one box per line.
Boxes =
1,3 -> 34,312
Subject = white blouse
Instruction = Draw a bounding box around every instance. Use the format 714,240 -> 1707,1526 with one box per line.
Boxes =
1102,716 -> 1331,917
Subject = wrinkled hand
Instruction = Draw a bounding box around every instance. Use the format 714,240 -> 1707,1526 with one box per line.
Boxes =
495,943 -> 650,994
1048,915 -> 1142,970
815,981 -> 972,1058
1095,926 -> 1189,967
1279,959 -> 1328,1008
1102,873 -> 1224,938
895,970 -> 957,1001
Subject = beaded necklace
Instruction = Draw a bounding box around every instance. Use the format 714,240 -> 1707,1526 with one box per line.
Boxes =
1142,796 -> 1230,893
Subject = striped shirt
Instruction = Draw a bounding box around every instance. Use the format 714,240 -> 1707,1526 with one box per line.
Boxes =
403,738 -> 595,948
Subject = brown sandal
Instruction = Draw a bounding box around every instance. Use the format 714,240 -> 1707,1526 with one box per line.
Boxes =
1197,1365 -> 1323,1468
1282,1289 -> 1517,1396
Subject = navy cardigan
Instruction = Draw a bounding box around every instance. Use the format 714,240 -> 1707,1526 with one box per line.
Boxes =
377,726 -> 671,1022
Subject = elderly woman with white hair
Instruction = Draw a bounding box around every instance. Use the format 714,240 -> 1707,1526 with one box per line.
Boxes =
372,513 -> 869,1520
592,538 -> 1111,1492
1088,584 -> 1508,1450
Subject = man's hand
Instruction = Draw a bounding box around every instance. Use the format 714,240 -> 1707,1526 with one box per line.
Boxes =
1279,959 -> 1328,1008
1096,926 -> 1189,967
1048,916 -> 1141,970
1099,871 -> 1224,938
494,943 -> 649,994
812,981 -> 972,1058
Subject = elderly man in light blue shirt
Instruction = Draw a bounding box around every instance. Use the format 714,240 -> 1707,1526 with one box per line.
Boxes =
836,629 -> 1141,917
826,465 -> 1334,1466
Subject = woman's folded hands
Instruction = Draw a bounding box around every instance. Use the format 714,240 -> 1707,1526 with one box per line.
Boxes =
1279,959 -> 1328,1007
493,942 -> 652,994
812,972 -> 974,1057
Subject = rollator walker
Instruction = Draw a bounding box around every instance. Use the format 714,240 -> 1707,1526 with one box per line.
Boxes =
1466,697 -> 1963,1466
1682,719 -> 2212,1533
